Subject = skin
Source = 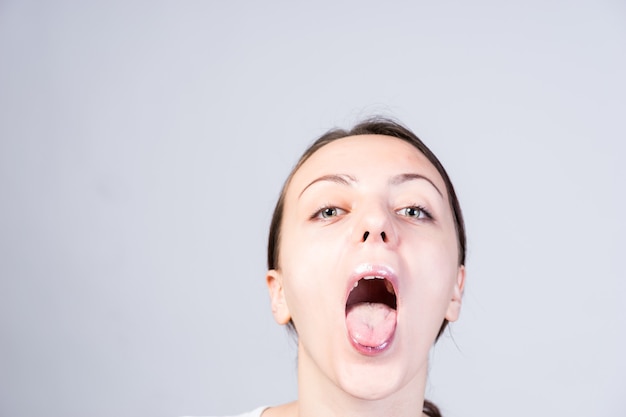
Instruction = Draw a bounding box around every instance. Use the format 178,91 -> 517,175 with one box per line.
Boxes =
265,135 -> 465,417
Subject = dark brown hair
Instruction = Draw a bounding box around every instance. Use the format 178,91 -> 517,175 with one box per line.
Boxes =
267,117 -> 466,417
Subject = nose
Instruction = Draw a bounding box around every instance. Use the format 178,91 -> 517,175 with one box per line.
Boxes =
361,230 -> 389,243
354,204 -> 397,247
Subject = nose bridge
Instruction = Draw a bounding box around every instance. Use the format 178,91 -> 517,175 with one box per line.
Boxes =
353,198 -> 396,245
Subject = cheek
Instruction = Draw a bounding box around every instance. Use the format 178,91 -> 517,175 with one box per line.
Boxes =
279,229 -> 338,318
405,237 -> 459,303
280,215 -> 347,276
280,221 -> 356,329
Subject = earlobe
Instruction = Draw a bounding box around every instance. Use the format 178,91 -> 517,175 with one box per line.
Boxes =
445,265 -> 466,323
266,269 -> 291,325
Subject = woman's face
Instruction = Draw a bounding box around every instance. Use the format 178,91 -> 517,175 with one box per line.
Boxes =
267,134 -> 465,400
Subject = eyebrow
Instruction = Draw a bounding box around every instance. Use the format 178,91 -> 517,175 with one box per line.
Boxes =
299,174 -> 357,198
390,173 -> 443,197
298,172 -> 443,198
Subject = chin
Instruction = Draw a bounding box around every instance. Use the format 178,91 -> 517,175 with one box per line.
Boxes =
335,361 -> 413,401
342,379 -> 402,401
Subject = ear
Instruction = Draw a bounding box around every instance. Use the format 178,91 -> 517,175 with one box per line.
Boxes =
266,269 -> 291,325
445,265 -> 466,322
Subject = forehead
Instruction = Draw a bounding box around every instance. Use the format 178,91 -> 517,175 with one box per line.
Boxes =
287,134 -> 447,195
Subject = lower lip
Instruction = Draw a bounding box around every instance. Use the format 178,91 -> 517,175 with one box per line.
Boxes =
348,332 -> 395,356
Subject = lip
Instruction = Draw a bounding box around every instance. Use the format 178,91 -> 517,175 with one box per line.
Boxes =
349,333 -> 396,356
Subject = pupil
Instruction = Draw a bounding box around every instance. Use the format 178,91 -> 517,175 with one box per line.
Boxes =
409,207 -> 419,217
324,208 -> 335,217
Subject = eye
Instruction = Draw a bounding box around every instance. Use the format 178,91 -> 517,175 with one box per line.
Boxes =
397,206 -> 431,220
313,206 -> 346,220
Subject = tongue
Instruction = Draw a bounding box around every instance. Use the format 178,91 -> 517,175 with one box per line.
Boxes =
345,302 -> 397,348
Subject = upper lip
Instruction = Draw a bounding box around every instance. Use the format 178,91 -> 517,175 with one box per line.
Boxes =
345,263 -> 399,305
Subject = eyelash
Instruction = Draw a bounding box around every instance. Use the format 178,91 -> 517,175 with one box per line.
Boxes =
311,206 -> 347,220
396,205 -> 434,221
310,205 -> 434,221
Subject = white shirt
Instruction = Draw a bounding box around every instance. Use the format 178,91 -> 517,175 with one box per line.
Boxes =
182,406 -> 268,417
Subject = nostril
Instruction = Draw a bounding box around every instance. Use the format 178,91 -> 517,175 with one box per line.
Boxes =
381,231 -> 387,242
362,231 -> 370,241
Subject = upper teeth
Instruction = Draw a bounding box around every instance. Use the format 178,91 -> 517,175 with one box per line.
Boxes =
353,276 -> 386,288
351,276 -> 396,295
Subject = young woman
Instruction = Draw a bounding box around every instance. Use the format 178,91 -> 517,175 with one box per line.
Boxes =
228,117 -> 465,417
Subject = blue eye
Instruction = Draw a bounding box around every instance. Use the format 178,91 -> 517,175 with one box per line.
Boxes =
313,206 -> 346,219
322,207 -> 338,218
323,207 -> 342,218
397,206 -> 430,219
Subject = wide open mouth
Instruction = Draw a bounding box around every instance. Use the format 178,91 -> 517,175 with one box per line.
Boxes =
346,277 -> 397,312
345,277 -> 397,354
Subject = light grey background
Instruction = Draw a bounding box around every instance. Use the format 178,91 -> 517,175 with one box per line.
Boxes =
1,1 -> 624,416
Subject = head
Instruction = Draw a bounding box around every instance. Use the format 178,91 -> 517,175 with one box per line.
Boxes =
265,117 -> 466,404
267,117 -> 466,338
